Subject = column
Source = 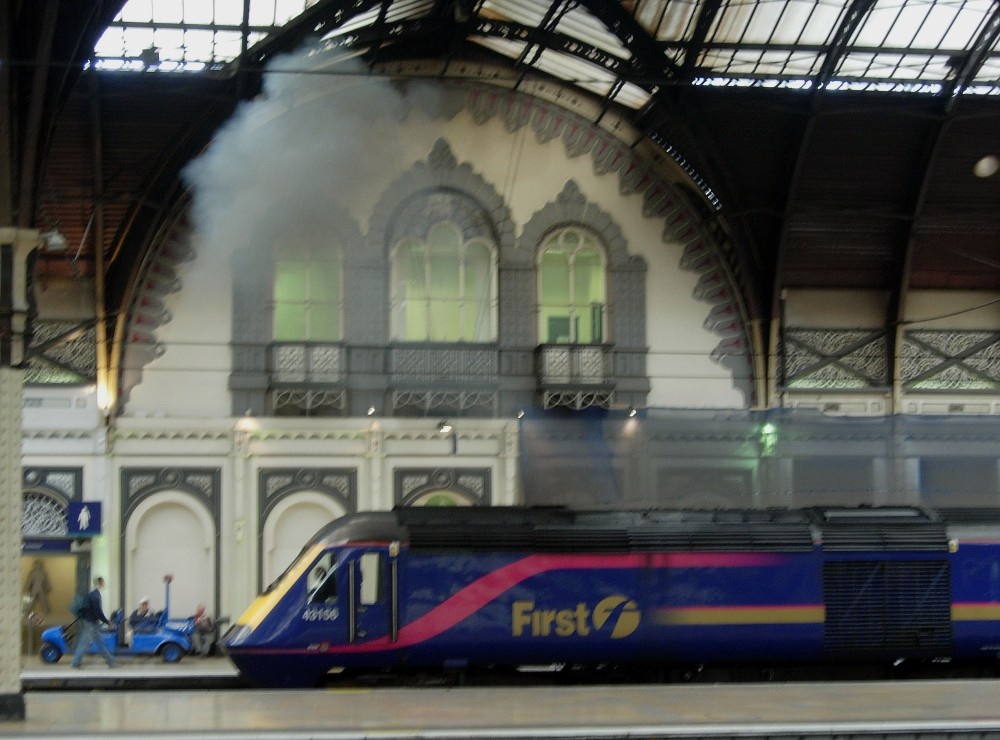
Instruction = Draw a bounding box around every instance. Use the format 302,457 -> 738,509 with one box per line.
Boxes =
0,228 -> 38,720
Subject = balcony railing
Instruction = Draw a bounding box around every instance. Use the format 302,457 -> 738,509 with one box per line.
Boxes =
536,344 -> 614,410
536,344 -> 612,385
389,343 -> 499,385
270,343 -> 345,384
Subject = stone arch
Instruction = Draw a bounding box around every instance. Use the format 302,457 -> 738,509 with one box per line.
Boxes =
123,491 -> 217,619
260,492 -> 346,589
368,138 -> 516,267
521,180 -> 646,348
394,467 -> 490,507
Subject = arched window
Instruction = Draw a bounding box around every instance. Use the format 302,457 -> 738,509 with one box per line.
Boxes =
537,227 -> 607,344
392,222 -> 496,342
273,243 -> 343,341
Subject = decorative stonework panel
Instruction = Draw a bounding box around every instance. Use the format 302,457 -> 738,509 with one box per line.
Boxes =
537,345 -> 610,385
392,389 -> 497,416
258,468 -> 357,524
389,345 -> 499,385
272,343 -> 344,383
121,207 -> 193,407
782,329 -> 889,389
394,467 -> 490,506
21,493 -> 67,536
902,330 -> 1000,390
21,467 -> 81,537
121,467 -> 221,523
24,320 -> 97,384
271,388 -> 346,416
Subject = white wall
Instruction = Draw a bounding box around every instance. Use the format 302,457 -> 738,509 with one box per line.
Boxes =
124,84 -> 747,417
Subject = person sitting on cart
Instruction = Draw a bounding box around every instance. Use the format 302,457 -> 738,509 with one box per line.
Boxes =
190,604 -> 215,657
129,597 -> 158,633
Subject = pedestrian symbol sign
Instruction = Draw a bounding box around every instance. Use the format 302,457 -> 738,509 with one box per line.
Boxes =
67,502 -> 102,536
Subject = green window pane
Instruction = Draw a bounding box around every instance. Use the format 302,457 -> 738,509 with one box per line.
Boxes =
312,258 -> 342,303
539,249 -> 570,306
404,300 -> 429,340
429,222 -> 461,256
392,219 -> 497,342
396,241 -> 425,298
429,223 -> 460,302
464,241 -> 493,341
539,248 -> 570,342
574,247 -> 605,304
274,303 -> 307,340
309,304 -> 341,341
274,260 -> 307,301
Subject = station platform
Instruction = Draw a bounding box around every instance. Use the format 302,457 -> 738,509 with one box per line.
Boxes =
5,665 -> 1000,739
18,654 -> 242,691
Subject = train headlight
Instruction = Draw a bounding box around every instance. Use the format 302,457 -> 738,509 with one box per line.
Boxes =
223,625 -> 253,647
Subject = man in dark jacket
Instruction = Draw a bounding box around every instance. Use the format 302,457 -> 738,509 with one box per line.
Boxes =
71,576 -> 115,668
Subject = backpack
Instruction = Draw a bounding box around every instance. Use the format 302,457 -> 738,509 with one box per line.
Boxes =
70,593 -> 87,618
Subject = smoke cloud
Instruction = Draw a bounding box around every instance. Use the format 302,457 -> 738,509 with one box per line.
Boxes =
182,47 -> 429,264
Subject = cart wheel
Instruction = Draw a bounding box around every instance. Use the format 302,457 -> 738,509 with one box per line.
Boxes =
161,642 -> 184,663
39,642 -> 61,664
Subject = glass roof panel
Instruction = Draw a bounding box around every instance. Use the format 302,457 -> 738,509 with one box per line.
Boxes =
94,0 -> 1000,95
479,0 -> 631,57
473,36 -> 650,108
325,0 -> 434,37
95,0 -> 321,70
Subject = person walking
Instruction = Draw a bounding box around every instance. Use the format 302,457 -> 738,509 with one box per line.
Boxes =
71,576 -> 115,668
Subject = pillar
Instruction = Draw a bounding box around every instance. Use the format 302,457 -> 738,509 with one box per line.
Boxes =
0,228 -> 38,720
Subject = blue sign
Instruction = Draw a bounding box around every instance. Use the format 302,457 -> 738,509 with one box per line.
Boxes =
23,539 -> 74,552
67,502 -> 102,537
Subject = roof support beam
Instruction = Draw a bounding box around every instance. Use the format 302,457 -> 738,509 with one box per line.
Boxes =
678,0 -> 722,81
888,114 -> 949,414
15,0 -> 59,228
571,0 -> 679,81
942,2 -> 1000,106
814,0 -> 875,88
0,2 -> 12,225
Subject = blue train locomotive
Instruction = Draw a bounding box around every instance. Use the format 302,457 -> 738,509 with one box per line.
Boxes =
222,505 -> 1000,688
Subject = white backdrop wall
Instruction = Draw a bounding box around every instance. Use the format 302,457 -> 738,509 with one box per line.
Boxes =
126,85 -> 744,419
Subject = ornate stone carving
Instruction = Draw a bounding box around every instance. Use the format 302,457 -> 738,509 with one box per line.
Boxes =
394,467 -> 491,506
902,330 -> 1000,390
783,329 -> 889,389
258,467 -> 357,523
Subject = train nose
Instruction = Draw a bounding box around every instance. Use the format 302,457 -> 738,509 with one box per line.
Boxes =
222,624 -> 253,650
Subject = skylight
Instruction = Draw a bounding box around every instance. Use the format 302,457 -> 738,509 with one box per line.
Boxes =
92,0 -> 1000,98
94,0 -> 321,71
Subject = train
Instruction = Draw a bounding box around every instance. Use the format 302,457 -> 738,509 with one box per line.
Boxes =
222,505 -> 1000,688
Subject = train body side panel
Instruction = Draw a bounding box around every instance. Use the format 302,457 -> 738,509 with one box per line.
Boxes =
645,550 -> 824,664
395,550 -> 824,668
397,551 -> 647,667
950,540 -> 1000,659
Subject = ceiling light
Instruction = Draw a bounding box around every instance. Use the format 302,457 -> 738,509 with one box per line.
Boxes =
973,155 -> 999,178
42,230 -> 67,251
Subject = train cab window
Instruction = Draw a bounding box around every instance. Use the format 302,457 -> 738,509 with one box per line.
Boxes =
307,552 -> 336,603
358,552 -> 382,605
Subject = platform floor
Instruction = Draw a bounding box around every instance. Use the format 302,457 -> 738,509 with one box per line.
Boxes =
4,672 -> 1000,739
18,654 -> 240,691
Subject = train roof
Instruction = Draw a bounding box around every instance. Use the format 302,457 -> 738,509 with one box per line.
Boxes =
308,505 -> 966,554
